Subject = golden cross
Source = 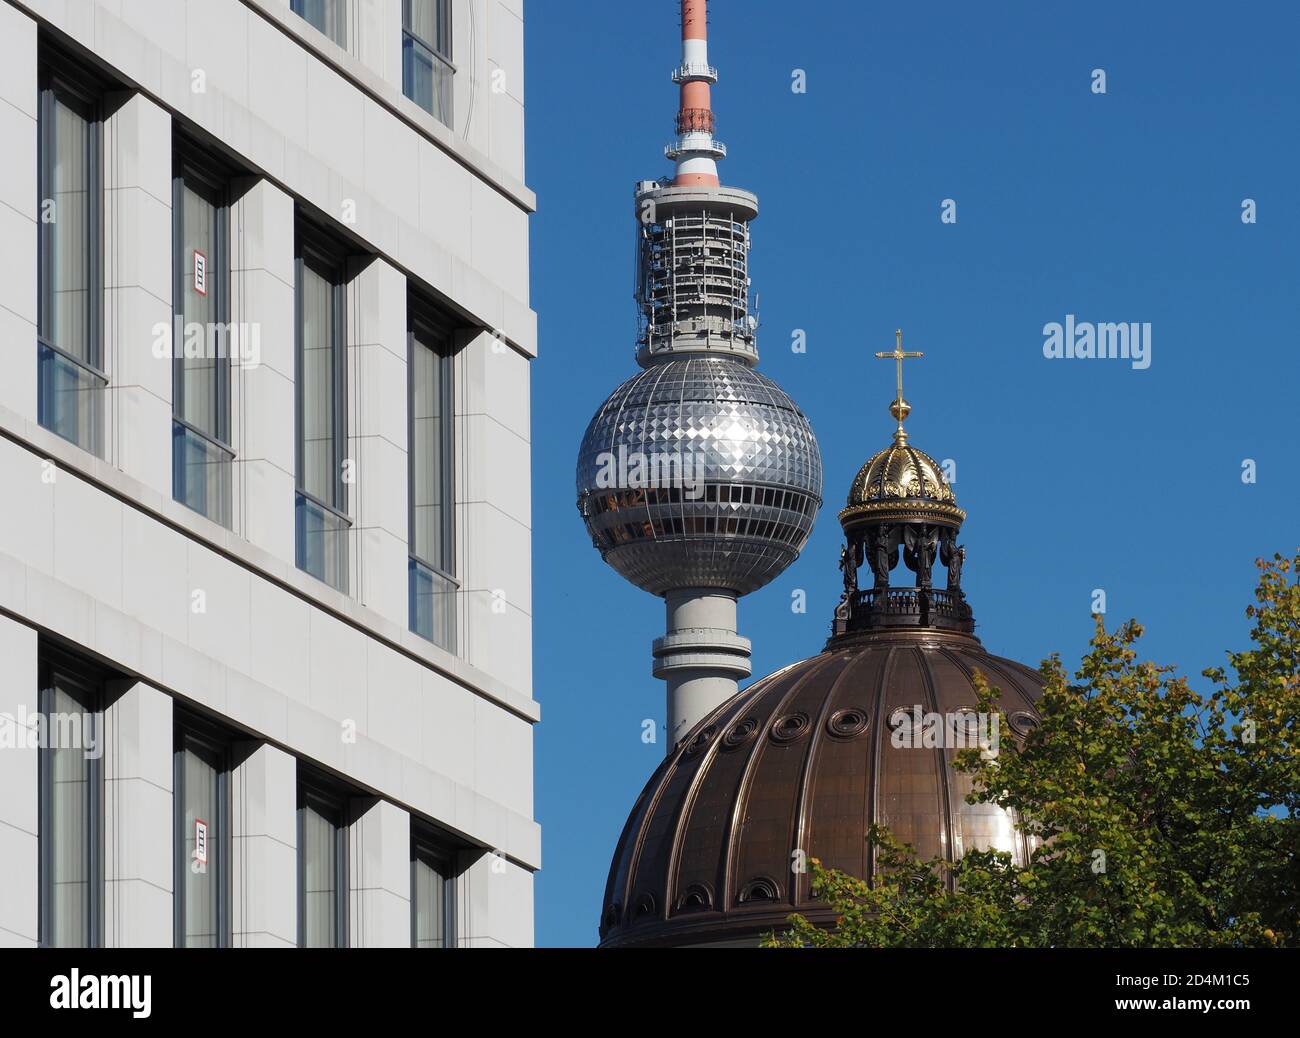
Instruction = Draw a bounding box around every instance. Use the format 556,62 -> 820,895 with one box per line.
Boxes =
874,329 -> 923,438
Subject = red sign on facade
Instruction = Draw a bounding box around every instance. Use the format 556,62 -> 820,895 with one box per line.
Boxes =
193,250 -> 207,296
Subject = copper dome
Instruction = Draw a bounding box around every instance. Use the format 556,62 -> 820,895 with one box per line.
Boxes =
598,628 -> 1045,947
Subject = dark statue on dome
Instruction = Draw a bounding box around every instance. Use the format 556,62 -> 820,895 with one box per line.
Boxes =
838,544 -> 857,597
941,537 -> 965,594
868,525 -> 896,591
904,525 -> 939,589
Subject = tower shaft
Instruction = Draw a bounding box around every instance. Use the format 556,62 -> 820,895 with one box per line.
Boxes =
654,589 -> 752,747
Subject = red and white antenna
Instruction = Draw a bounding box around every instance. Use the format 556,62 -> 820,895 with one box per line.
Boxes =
667,0 -> 725,186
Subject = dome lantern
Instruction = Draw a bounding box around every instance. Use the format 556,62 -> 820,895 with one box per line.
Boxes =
833,332 -> 973,638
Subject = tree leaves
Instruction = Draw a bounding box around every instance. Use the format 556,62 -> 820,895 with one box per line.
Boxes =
767,551 -> 1300,949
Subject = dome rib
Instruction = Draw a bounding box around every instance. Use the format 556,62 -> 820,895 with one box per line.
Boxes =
621,667 -> 780,925
612,753 -> 681,924
661,669 -> 781,918
865,645 -> 897,883
720,653 -> 846,912
914,645 -> 958,879
935,646 -> 1044,866
904,445 -> 927,499
792,648 -> 874,904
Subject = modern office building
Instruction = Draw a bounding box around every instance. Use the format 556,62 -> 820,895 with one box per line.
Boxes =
0,0 -> 536,948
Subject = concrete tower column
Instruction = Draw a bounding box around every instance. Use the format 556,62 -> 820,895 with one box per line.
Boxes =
653,589 -> 752,750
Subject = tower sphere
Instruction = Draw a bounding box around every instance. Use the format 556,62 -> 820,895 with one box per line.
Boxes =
576,356 -> 823,597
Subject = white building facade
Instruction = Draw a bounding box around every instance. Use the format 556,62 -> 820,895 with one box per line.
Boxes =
0,0 -> 536,948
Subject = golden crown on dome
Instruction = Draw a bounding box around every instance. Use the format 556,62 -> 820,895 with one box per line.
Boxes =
838,330 -> 966,529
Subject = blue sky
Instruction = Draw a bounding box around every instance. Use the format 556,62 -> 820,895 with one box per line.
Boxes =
524,0 -> 1300,947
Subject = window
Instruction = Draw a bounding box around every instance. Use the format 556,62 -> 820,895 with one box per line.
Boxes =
38,648 -> 104,948
408,300 -> 457,651
174,712 -> 232,948
297,771 -> 349,948
172,142 -> 234,526
291,0 -> 349,49
403,0 -> 454,127
37,48 -> 106,456
295,222 -> 351,592
411,828 -> 456,948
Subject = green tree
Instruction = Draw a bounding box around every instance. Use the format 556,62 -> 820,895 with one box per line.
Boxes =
768,552 -> 1300,948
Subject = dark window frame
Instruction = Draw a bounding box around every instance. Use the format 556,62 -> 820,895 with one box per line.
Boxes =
410,824 -> 458,949
296,767 -> 350,949
37,646 -> 105,949
37,47 -> 105,374
172,708 -> 234,949
403,0 -> 453,62
171,138 -> 234,450
290,0 -> 349,49
294,224 -> 350,518
402,0 -> 455,126
406,296 -> 459,650
171,137 -> 238,526
294,218 -> 353,589
406,298 -> 457,580
36,44 -> 109,454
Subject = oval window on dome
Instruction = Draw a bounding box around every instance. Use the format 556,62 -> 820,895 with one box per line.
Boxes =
684,724 -> 717,756
827,708 -> 870,740
675,884 -> 713,913
737,878 -> 780,904
888,706 -> 915,738
722,717 -> 759,750
769,712 -> 810,744
632,892 -> 657,920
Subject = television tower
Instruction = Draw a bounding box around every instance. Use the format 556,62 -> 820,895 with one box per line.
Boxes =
576,0 -> 823,749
